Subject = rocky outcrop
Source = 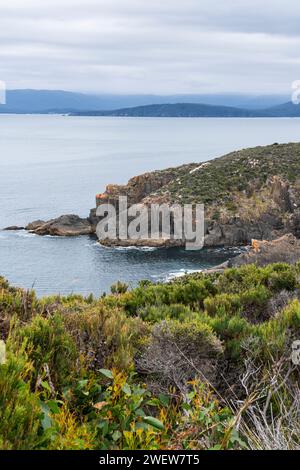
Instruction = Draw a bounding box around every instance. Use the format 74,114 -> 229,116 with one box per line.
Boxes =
93,175 -> 300,248
202,233 -> 300,272
95,166 -> 191,208
230,233 -> 300,267
92,143 -> 300,248
26,215 -> 94,236
203,211 -> 286,247
26,220 -> 46,231
17,143 -> 300,248
3,225 -> 25,231
100,237 -> 182,248
270,176 -> 293,212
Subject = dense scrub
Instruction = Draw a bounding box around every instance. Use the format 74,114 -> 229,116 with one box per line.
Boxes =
1,262 -> 300,450
153,142 -> 300,205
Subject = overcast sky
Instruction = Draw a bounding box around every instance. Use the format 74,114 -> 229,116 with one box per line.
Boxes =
0,0 -> 300,94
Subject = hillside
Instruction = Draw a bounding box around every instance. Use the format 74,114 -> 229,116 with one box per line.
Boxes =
24,142 -> 300,246
1,259 -> 300,450
0,90 -> 288,114
1,90 -> 300,116
72,101 -> 300,118
72,103 -> 257,117
93,142 -> 300,247
260,101 -> 300,117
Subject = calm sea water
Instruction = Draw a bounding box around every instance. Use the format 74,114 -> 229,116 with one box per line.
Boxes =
1,115 -> 300,296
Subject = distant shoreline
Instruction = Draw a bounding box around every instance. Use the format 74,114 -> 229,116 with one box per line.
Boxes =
1,113 -> 300,119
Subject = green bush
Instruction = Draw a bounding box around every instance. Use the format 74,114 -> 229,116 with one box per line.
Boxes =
2,260 -> 300,450
208,315 -> 253,358
15,314 -> 77,390
204,293 -> 241,317
0,346 -> 41,449
123,278 -> 216,314
137,304 -> 196,323
266,268 -> 297,292
239,285 -> 271,322
111,281 -> 129,295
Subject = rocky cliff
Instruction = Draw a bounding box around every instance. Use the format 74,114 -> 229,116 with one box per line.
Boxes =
92,142 -> 300,247
20,142 -> 300,246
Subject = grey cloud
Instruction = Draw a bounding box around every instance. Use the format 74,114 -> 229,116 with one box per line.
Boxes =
0,0 -> 300,94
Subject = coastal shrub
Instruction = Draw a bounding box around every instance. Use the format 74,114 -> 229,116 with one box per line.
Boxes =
136,320 -> 223,392
0,345 -> 41,449
0,287 -> 38,321
207,315 -> 253,358
15,314 -> 77,391
266,267 -> 297,292
94,370 -> 166,450
2,260 -> 300,450
169,381 -> 246,450
204,293 -> 242,317
267,290 -> 297,317
204,286 -> 271,323
0,276 -> 10,290
215,264 -> 298,298
62,304 -> 149,372
42,404 -> 96,450
137,304 -> 196,323
215,265 -> 266,293
253,301 -> 300,360
123,278 -> 216,314
66,370 -> 168,450
277,299 -> 300,330
239,285 -> 271,322
111,281 -> 129,295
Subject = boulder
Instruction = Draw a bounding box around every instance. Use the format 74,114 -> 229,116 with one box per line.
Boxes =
26,215 -> 94,236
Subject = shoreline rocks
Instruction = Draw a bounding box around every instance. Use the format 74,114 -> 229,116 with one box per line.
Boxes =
230,233 -> 300,267
3,225 -> 25,231
201,234 -> 300,273
24,215 -> 94,237
6,143 -> 300,251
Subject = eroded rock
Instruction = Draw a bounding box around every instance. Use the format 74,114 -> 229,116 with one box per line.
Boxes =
230,233 -> 300,267
26,215 -> 94,236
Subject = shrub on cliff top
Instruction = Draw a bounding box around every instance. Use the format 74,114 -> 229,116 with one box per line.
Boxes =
13,314 -> 77,391
136,319 -> 223,393
0,345 -> 41,449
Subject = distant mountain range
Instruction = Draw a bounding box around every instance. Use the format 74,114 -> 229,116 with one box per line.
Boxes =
72,102 -> 300,118
0,89 -> 300,117
72,103 -> 256,117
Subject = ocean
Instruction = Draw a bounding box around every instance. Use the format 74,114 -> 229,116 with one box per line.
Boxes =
1,115 -> 299,296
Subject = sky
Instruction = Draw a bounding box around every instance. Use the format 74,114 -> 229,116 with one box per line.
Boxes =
0,0 -> 300,95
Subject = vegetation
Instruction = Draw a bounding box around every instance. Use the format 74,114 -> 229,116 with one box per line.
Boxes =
1,261 -> 300,449
151,143 -> 300,205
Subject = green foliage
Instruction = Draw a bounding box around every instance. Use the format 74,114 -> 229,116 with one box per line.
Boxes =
137,304 -> 196,323
208,315 -> 253,358
255,299 -> 300,360
1,261 -> 300,450
204,293 -> 241,317
164,319 -> 223,358
153,142 -> 300,206
0,345 -> 41,449
111,281 -> 129,295
170,382 -> 246,450
14,314 -> 77,390
266,265 -> 297,291
123,277 -> 216,314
